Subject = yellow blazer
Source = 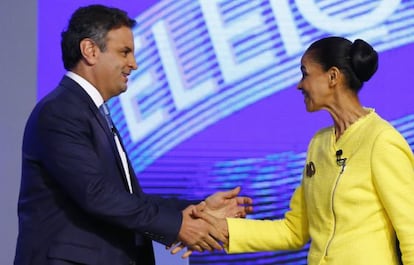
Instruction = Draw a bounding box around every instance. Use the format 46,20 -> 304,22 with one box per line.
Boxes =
227,110 -> 414,265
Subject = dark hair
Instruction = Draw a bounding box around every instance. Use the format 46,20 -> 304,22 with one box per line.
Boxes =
306,36 -> 378,93
61,5 -> 136,70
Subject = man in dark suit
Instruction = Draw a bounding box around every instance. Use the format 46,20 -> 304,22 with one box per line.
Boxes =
14,5 -> 252,265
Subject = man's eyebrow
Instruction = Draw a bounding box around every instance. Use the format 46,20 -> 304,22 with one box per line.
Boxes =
122,46 -> 133,52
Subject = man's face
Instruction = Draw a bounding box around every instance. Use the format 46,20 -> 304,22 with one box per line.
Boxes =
94,26 -> 137,100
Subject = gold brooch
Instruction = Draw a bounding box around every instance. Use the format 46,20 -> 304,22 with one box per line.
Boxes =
306,161 -> 315,177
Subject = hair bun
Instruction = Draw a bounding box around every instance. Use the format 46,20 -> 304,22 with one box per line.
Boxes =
349,39 -> 378,82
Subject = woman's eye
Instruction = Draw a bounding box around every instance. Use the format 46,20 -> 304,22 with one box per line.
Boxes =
301,72 -> 307,79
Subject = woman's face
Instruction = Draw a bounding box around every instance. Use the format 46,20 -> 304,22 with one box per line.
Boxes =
297,52 -> 332,112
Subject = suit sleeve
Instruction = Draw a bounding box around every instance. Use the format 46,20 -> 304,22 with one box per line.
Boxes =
35,100 -> 182,246
371,128 -> 414,265
144,195 -> 197,211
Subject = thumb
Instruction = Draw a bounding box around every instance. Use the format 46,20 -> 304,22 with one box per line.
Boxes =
194,211 -> 216,225
224,186 -> 240,199
193,201 -> 206,215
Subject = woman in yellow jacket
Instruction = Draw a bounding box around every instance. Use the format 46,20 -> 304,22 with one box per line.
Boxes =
180,37 -> 414,265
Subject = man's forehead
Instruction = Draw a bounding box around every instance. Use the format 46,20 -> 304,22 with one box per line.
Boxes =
105,27 -> 134,45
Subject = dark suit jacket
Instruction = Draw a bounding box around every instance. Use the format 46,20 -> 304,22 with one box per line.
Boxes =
15,76 -> 193,265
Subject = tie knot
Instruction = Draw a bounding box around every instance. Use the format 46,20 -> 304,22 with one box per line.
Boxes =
99,103 -> 114,130
100,103 -> 110,116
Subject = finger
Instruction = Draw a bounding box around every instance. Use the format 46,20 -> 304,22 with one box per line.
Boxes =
223,186 -> 240,199
189,244 -> 203,252
193,211 -> 215,224
245,205 -> 254,214
202,234 -> 223,251
192,202 -> 205,217
233,205 -> 254,217
199,240 -> 213,252
206,221 -> 228,244
212,232 -> 228,245
166,241 -> 180,250
170,243 -> 186,254
236,196 -> 253,205
181,250 -> 193,259
203,214 -> 228,241
183,204 -> 197,216
194,201 -> 206,212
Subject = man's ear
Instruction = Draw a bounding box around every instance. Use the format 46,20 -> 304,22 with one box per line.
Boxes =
79,38 -> 99,65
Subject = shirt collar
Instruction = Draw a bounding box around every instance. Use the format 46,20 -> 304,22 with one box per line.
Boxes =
66,71 -> 104,108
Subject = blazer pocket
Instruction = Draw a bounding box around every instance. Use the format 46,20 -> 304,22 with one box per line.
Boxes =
48,242 -> 99,265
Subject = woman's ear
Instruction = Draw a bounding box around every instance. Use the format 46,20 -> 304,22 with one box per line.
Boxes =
79,38 -> 99,65
328,66 -> 340,87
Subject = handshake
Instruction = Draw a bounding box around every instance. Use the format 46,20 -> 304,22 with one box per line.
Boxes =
170,186 -> 253,258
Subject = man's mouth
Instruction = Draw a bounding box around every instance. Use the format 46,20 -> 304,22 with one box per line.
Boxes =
122,72 -> 130,82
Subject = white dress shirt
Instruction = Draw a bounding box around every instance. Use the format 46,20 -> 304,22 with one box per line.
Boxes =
66,71 -> 133,193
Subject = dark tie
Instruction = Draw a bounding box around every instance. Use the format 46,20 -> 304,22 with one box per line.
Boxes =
99,103 -> 114,132
99,102 -> 133,193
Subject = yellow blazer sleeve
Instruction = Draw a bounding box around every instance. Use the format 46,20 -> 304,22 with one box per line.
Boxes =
226,185 -> 309,253
371,128 -> 414,265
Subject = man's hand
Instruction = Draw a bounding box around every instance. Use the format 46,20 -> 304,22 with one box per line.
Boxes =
177,204 -> 227,254
171,187 -> 253,258
204,186 -> 253,219
171,207 -> 229,258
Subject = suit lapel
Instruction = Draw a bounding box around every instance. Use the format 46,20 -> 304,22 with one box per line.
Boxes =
112,126 -> 141,194
93,106 -> 134,192
60,76 -> 133,192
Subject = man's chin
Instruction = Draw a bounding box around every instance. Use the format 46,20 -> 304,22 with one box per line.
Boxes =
120,85 -> 128,93
111,87 -> 127,98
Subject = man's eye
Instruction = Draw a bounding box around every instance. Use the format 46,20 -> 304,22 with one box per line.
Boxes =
121,50 -> 130,57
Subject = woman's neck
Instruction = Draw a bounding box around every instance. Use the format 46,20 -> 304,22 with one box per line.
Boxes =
327,94 -> 369,141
